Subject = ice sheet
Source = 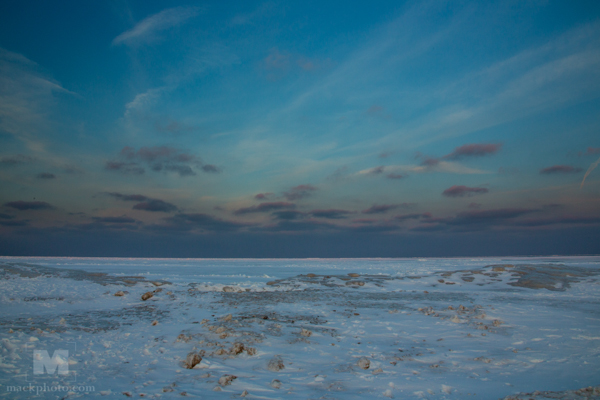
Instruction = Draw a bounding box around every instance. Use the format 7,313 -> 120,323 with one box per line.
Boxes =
0,256 -> 599,399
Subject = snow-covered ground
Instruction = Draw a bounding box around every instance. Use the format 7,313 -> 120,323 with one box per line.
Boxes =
0,256 -> 599,399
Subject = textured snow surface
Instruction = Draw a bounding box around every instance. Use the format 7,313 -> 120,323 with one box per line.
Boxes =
0,256 -> 599,399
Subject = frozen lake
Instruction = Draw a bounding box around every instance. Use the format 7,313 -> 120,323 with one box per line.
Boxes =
1,256 -> 599,399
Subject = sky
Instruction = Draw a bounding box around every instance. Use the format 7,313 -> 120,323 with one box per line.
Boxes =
0,0 -> 599,257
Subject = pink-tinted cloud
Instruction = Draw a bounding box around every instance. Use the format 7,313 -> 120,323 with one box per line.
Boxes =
234,202 -> 295,215
586,147 -> 600,155
442,185 -> 489,197
254,193 -> 274,200
445,143 -> 502,160
540,165 -> 583,174
106,192 -> 178,213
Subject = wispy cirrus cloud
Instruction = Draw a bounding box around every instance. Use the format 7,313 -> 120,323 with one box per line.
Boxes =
112,6 -> 201,46
0,48 -> 75,152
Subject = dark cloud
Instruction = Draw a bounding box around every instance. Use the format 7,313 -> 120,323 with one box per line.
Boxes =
92,216 -> 137,224
449,208 -> 535,225
234,202 -> 295,215
106,192 -> 148,202
387,173 -> 405,180
36,173 -> 56,179
468,202 -> 482,209
442,185 -> 489,197
4,201 -> 54,210
512,216 -> 600,227
105,161 -> 145,175
586,147 -> 600,155
132,200 -> 178,213
394,212 -> 432,221
254,193 -> 273,200
202,164 -> 221,173
417,143 -> 502,168
163,164 -> 195,176
283,184 -> 317,201
378,151 -> 394,158
420,157 -> 440,167
368,166 -> 385,174
445,143 -> 502,160
362,204 -> 399,214
0,213 -> 14,219
310,209 -> 353,219
352,218 -> 378,224
106,192 -> 178,213
162,213 -> 248,232
271,210 -> 306,220
540,165 -> 583,174
106,146 -> 218,177
0,154 -> 35,166
0,219 -> 29,227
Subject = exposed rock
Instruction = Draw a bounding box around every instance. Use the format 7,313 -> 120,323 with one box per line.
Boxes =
300,328 -> 312,337
153,288 -> 163,293
213,387 -> 221,391
266,281 -> 277,285
270,379 -> 281,389
214,348 -> 228,356
215,326 -> 226,334
141,292 -> 153,301
114,291 -> 125,296
151,320 -> 158,326
152,281 -> 164,286
372,368 -> 383,375
492,319 -> 502,327
218,374 -> 237,386
184,352 -> 202,369
348,273 -> 360,277
451,315 -> 462,323
222,286 -> 235,292
230,342 -> 245,355
306,273 -> 317,278
267,356 -> 285,372
176,334 -> 192,343
241,390 -> 248,397
246,347 -> 257,356
222,314 -> 233,321
357,357 -> 370,370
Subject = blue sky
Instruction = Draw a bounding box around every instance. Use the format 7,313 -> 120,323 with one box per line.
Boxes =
1,0 -> 599,257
